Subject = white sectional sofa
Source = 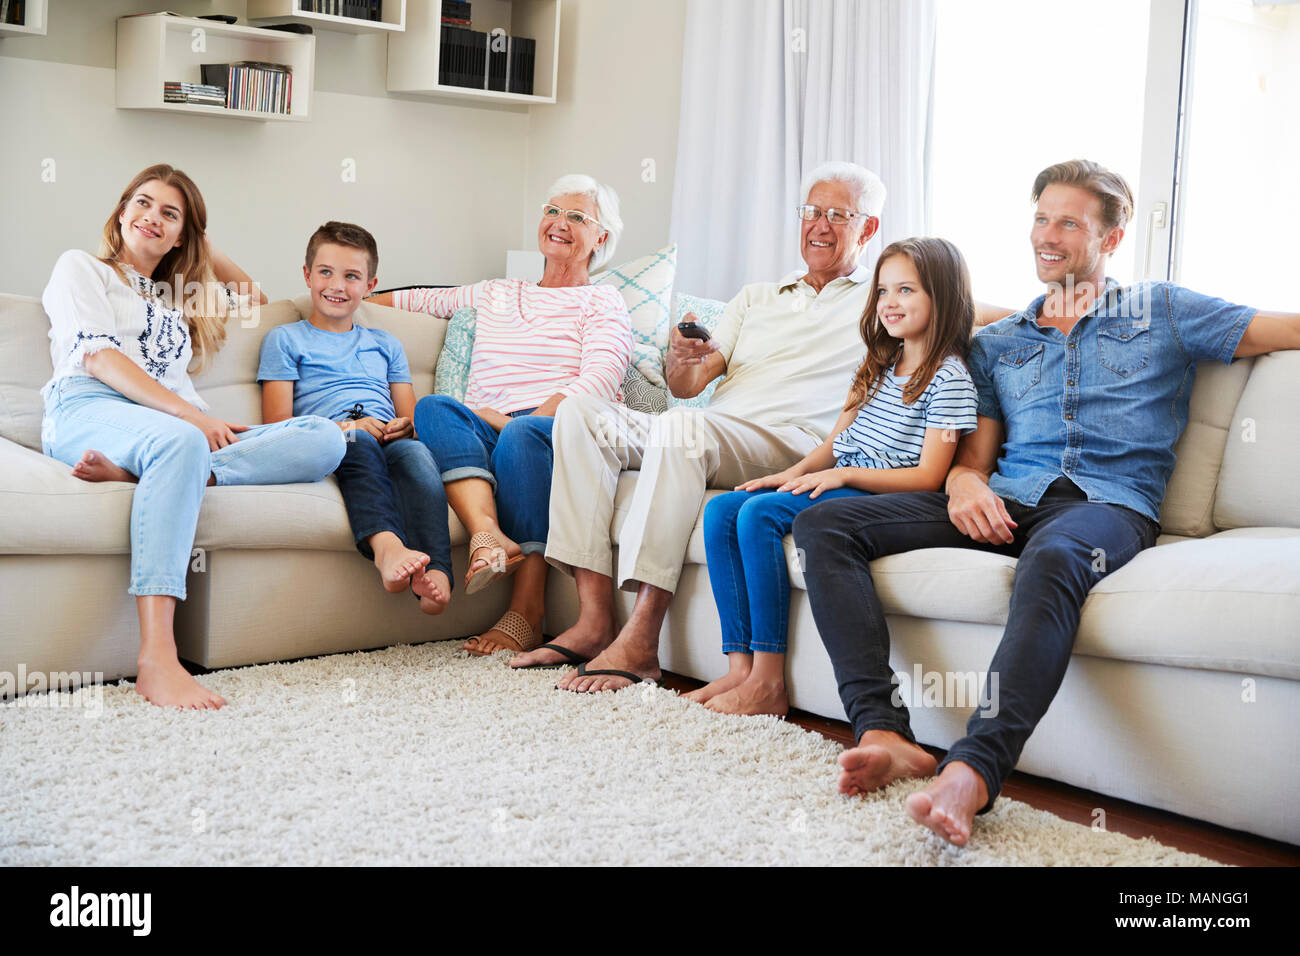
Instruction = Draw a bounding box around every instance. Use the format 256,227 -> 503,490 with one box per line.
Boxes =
2,291 -> 1297,845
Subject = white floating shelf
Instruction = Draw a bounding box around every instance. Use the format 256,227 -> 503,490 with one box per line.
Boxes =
0,0 -> 47,37
387,0 -> 559,105
116,13 -> 314,122
247,1 -> 406,35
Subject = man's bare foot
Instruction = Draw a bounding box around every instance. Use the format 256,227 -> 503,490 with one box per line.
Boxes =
683,666 -> 751,705
556,632 -> 661,693
372,535 -> 430,593
71,450 -> 136,483
412,568 -> 450,615
508,617 -> 613,669
462,608 -> 541,656
134,658 -> 226,710
837,730 -> 937,797
904,761 -> 989,847
703,676 -> 789,717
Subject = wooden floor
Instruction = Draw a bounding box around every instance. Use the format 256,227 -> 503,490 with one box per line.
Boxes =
661,673 -> 1300,866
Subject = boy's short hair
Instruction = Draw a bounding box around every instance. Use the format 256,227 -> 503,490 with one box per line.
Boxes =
305,221 -> 379,279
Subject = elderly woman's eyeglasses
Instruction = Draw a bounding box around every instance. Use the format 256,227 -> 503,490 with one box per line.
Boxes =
797,204 -> 868,226
542,204 -> 604,231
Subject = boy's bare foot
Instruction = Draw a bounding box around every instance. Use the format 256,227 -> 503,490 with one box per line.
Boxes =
412,568 -> 450,615
508,617 -> 614,669
837,730 -> 937,797
71,450 -> 136,483
703,676 -> 788,717
683,666 -> 750,705
135,658 -> 225,710
371,534 -> 430,593
905,761 -> 988,847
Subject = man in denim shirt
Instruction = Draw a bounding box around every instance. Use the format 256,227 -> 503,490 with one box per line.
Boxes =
794,159 -> 1300,845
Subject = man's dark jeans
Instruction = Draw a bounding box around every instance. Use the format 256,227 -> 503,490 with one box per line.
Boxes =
792,477 -> 1158,812
334,432 -> 454,586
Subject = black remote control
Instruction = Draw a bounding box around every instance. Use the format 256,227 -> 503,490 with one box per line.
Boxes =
198,14 -> 239,24
259,23 -> 314,34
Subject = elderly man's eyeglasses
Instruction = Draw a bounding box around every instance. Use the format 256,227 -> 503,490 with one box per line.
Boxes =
797,204 -> 868,226
542,204 -> 605,231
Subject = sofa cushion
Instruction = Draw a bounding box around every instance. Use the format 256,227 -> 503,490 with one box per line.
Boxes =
0,294 -> 55,451
593,245 -> 677,387
432,306 -> 477,401
1076,527 -> 1300,679
1213,350 -> 1300,531
1157,357 -> 1254,537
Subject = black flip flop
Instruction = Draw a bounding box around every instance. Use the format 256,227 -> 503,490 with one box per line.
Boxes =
563,662 -> 665,688
512,640 -> 590,670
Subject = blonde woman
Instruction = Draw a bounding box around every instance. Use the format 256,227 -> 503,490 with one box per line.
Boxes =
41,164 -> 345,710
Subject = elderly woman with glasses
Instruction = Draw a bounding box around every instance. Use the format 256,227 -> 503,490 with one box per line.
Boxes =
367,174 -> 631,656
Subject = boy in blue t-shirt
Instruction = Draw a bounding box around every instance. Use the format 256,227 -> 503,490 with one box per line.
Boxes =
258,221 -> 451,613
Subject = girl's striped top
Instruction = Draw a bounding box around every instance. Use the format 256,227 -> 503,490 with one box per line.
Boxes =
833,355 -> 978,470
395,279 -> 632,413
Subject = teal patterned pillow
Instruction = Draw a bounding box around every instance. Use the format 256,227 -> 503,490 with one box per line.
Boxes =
666,292 -> 728,409
594,244 -> 677,388
433,306 -> 477,401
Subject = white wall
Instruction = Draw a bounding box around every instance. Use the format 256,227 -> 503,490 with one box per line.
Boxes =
0,0 -> 687,301
522,0 -> 686,270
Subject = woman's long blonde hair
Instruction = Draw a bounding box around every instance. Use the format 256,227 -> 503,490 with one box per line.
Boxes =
98,164 -> 230,370
845,237 -> 975,411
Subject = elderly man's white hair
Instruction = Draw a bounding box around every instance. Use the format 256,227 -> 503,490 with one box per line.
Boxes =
799,162 -> 886,219
547,173 -> 623,271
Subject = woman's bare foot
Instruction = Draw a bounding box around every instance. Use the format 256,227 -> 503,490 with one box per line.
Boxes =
412,568 -> 450,615
370,533 -> 430,593
134,657 -> 225,710
683,658 -> 752,705
904,761 -> 989,846
71,450 -> 136,483
703,676 -> 789,717
463,607 -> 542,657
837,730 -> 937,797
465,528 -> 522,578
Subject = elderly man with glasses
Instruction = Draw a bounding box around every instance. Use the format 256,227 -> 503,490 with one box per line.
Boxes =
509,161 -> 886,689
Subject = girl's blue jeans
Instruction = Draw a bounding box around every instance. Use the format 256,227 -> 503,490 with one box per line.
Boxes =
702,486 -> 869,655
42,376 -> 346,600
412,394 -> 554,556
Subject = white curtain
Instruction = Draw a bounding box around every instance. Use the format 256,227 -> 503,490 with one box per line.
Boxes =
669,0 -> 936,300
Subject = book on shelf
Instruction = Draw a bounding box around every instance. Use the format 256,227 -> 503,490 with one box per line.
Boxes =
442,1 -> 471,22
298,0 -> 382,18
192,62 -> 294,114
2,0 -> 27,27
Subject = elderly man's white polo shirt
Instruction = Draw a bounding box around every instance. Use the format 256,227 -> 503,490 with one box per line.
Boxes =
705,262 -> 872,440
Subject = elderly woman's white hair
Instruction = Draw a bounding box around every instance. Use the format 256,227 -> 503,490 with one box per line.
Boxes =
546,173 -> 623,272
799,162 -> 887,220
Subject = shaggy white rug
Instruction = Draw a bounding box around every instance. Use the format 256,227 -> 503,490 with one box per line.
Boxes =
0,642 -> 1216,866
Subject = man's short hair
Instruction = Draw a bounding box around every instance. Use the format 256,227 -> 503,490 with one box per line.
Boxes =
305,221 -> 379,279
1032,160 -> 1134,232
800,161 -> 886,219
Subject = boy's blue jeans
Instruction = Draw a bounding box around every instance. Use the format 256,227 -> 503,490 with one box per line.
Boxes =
412,394 -> 554,555
333,431 -> 453,584
42,376 -> 346,600
703,486 -> 869,655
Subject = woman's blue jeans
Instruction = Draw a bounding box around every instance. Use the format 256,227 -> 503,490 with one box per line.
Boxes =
42,376 -> 346,599
703,487 -> 869,654
412,394 -> 554,555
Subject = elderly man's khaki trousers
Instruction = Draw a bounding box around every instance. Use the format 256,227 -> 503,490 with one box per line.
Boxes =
545,394 -> 819,593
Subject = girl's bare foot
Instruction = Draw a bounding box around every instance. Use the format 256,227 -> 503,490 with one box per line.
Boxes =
904,761 -> 989,846
371,533 -> 430,593
683,659 -> 752,705
135,657 -> 225,710
702,676 -> 789,717
412,568 -> 450,615
837,730 -> 937,796
71,450 -> 136,483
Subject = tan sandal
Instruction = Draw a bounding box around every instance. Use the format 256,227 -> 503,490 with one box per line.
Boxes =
468,609 -> 543,653
464,531 -> 525,595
